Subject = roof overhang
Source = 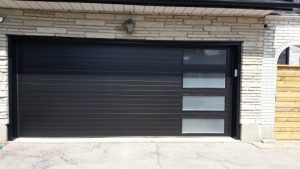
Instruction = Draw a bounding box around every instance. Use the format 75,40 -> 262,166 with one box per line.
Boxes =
23,0 -> 300,10
0,0 -> 292,16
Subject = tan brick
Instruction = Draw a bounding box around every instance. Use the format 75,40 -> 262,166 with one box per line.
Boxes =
136,22 -> 163,27
55,12 -> 84,18
37,27 -> 67,34
86,13 -> 115,20
160,31 -> 187,37
250,24 -> 264,29
217,17 -> 237,23
184,19 -> 211,25
116,15 -> 144,21
204,26 -> 231,32
238,17 -> 259,23
86,32 -> 115,38
75,19 -> 105,26
0,9 -> 23,15
24,20 -> 53,26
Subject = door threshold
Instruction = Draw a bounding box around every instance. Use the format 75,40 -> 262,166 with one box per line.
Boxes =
12,137 -> 238,143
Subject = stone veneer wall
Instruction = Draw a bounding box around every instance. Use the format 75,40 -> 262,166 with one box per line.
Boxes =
0,8 -> 265,142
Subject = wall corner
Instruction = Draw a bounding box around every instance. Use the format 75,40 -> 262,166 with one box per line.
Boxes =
0,124 -> 8,143
240,124 -> 274,142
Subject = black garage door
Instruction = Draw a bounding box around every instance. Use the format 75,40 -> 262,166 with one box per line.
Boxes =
9,37 -> 239,138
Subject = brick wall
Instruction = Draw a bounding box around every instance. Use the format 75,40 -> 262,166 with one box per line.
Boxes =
289,46 -> 300,65
260,15 -> 300,140
0,8 -> 265,141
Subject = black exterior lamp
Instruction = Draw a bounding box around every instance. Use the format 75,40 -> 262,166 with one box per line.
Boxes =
118,19 -> 135,34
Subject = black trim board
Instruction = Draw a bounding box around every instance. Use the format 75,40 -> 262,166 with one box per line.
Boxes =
7,35 -> 243,49
231,44 -> 241,139
21,0 -> 300,10
7,35 -> 241,140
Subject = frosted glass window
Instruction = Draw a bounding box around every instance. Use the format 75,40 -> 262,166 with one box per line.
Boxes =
182,96 -> 225,111
182,119 -> 224,134
183,73 -> 225,88
183,49 -> 226,65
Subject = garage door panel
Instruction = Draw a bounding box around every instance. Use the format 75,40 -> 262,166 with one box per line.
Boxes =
20,126 -> 180,132
20,119 -> 180,127
20,71 -> 181,77
19,98 -> 181,105
19,109 -> 182,116
20,43 -> 181,59
20,77 -> 181,86
20,74 -> 181,82
19,91 -> 228,99
19,96 -> 181,102
21,55 -> 181,63
19,103 -> 181,109
20,85 -> 182,93
20,65 -> 181,73
19,95 -> 180,100
19,118 -> 181,137
20,127 -> 180,134
20,119 -> 181,126
20,130 -> 180,137
20,113 -> 182,118
19,90 -> 183,97
21,56 -> 181,65
20,44 -> 182,73
19,78 -> 181,86
19,113 -> 227,120
20,84 -> 228,95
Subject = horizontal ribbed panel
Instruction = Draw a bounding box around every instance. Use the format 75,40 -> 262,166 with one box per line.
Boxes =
18,39 -> 185,137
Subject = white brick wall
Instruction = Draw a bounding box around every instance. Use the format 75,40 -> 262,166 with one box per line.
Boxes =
260,15 -> 300,140
0,8 -> 266,140
288,46 -> 300,65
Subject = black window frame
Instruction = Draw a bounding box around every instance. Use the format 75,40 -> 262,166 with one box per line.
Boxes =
180,47 -> 232,136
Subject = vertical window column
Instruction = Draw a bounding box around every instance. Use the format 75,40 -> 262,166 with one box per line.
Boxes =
181,49 -> 228,134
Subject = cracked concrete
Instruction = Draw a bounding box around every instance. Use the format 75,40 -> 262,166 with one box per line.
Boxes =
0,142 -> 300,169
155,143 -> 162,169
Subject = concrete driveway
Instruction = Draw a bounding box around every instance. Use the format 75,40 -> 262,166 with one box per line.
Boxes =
0,141 -> 300,169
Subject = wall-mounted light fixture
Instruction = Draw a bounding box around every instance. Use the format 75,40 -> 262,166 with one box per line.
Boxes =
117,19 -> 135,34
0,16 -> 4,23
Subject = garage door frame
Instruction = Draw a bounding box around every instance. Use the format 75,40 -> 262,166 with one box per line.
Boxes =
7,35 -> 241,140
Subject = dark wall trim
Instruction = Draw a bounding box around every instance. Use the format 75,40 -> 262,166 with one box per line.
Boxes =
231,44 -> 241,139
7,35 -> 243,48
21,0 -> 300,10
7,36 -> 19,140
286,47 -> 290,64
7,35 -> 242,140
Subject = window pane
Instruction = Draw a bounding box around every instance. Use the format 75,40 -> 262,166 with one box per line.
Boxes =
182,96 -> 225,111
183,49 -> 226,65
182,119 -> 224,134
183,73 -> 225,88
277,47 -> 289,65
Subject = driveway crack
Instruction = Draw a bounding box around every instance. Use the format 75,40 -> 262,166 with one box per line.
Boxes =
196,152 -> 230,169
60,152 -> 77,165
155,143 -> 163,169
